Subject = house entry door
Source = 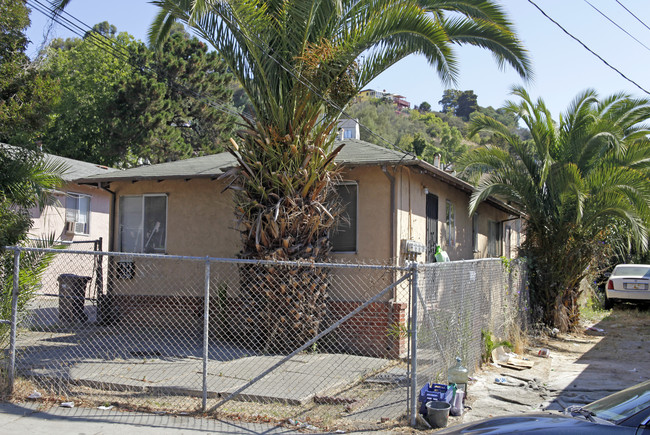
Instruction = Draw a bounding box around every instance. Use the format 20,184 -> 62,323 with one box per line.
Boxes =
426,193 -> 438,263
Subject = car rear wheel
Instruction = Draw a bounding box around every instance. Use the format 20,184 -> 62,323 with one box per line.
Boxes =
604,297 -> 614,309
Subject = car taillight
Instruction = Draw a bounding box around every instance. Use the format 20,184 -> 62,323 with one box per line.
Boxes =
607,280 -> 614,290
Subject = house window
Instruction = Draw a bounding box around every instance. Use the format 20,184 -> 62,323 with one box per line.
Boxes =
488,220 -> 502,257
331,183 -> 357,252
343,128 -> 355,139
472,212 -> 479,252
65,193 -> 91,234
445,200 -> 455,247
119,194 -> 167,253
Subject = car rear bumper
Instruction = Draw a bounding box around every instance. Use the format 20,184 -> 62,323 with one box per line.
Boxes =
606,288 -> 650,301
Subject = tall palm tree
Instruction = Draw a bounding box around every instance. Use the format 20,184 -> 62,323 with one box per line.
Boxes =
461,87 -> 650,331
56,0 -> 532,352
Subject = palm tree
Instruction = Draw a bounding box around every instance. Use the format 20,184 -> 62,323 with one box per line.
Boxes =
55,0 -> 532,352
461,87 -> 650,331
1,145 -> 66,349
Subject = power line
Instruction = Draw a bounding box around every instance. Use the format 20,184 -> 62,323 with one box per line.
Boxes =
28,0 -> 247,122
37,0 -> 420,159
527,0 -> 650,95
615,0 -> 650,34
583,0 -> 650,53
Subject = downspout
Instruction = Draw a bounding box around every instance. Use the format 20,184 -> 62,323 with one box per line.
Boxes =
382,165 -> 397,299
99,183 -> 116,251
381,165 -> 396,264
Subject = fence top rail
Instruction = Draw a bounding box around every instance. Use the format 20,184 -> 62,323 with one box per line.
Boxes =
3,245 -> 411,271
418,257 -> 526,268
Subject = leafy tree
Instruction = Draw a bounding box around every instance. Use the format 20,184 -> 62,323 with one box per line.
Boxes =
40,30 -> 140,165
461,87 -> 650,331
0,0 -> 60,145
439,89 -> 461,113
59,0 -> 531,353
412,133 -> 428,156
418,101 -> 432,113
40,26 -> 235,165
455,90 -> 478,120
84,21 -> 117,39
124,32 -> 236,161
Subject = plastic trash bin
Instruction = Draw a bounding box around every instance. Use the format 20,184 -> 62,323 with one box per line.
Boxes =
58,274 -> 91,324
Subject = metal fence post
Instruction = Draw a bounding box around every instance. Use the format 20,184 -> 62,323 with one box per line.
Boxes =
202,257 -> 210,411
409,262 -> 419,427
8,249 -> 21,393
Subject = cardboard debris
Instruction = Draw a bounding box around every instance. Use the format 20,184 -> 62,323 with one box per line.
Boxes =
491,346 -> 534,370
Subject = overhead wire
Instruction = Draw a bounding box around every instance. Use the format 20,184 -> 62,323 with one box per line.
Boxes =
28,0 -> 248,122
527,0 -> 650,96
615,0 -> 650,34
583,0 -> 650,53
34,0 -> 409,158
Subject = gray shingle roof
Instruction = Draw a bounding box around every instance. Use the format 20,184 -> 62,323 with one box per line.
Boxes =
45,153 -> 113,181
1,143 -> 113,181
73,139 -> 522,216
75,139 -> 419,183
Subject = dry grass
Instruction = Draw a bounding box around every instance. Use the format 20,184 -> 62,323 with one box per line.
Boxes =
0,370 -> 408,432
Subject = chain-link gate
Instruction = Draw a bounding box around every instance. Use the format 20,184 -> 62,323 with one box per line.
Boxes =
1,246 -> 529,429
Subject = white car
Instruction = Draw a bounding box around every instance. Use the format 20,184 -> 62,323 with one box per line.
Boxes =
605,264 -> 650,308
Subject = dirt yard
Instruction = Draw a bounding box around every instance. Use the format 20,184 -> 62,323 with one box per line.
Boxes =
439,304 -> 650,430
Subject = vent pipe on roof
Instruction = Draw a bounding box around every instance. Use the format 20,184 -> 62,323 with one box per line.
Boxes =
433,153 -> 441,168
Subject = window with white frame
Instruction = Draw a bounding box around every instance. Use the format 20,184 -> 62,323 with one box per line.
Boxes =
488,220 -> 502,257
65,193 -> 91,234
472,212 -> 479,252
331,183 -> 357,252
445,200 -> 455,247
119,194 -> 167,253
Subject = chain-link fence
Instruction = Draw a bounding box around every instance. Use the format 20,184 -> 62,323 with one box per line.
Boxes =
1,246 -> 528,429
414,259 -> 529,392
1,246 -> 414,427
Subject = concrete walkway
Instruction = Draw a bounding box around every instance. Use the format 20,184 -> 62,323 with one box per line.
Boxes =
0,401 -> 298,434
17,328 -> 392,406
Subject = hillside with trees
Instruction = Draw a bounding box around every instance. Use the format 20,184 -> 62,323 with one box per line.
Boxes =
345,89 -> 528,170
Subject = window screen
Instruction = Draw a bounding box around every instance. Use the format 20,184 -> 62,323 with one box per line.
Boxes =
488,220 -> 502,257
65,193 -> 91,234
446,200 -> 455,247
120,195 -> 167,253
331,184 -> 357,252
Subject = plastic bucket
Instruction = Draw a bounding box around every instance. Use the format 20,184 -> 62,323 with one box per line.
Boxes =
425,400 -> 451,428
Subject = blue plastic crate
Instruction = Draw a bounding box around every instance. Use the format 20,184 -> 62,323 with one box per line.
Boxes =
418,383 -> 448,414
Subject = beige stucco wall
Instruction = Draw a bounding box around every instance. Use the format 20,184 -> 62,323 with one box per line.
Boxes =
111,178 -> 239,257
103,165 -> 521,300
107,178 -> 240,297
30,182 -> 111,244
332,166 -> 392,263
29,182 -> 111,297
397,167 -> 522,263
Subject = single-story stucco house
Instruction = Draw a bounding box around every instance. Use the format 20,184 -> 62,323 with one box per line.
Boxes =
75,139 -> 524,357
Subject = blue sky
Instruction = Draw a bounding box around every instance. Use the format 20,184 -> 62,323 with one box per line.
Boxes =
26,0 -> 650,119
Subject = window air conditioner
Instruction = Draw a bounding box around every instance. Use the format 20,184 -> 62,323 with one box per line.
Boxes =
65,221 -> 85,234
